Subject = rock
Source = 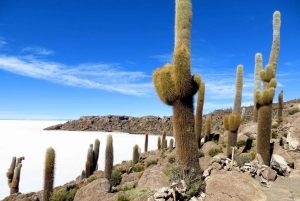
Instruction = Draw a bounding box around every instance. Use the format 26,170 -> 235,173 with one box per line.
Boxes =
199,156 -> 213,171
154,192 -> 167,199
74,178 -> 111,201
201,141 -> 223,157
137,165 -> 169,191
205,171 -> 267,201
261,167 -> 277,181
272,142 -> 295,167
287,132 -> 299,150
270,154 -> 290,176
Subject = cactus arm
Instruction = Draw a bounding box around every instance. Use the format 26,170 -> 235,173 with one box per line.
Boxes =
93,139 -> 100,174
233,65 -> 243,114
195,80 -> 205,148
253,53 -> 262,122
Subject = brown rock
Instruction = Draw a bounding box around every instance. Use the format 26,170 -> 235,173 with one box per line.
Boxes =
261,167 -> 277,181
137,165 -> 169,191
199,156 -> 212,171
205,171 -> 267,201
74,178 -> 110,201
201,141 -> 223,157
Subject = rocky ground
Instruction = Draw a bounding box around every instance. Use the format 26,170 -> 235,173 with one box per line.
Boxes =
4,100 -> 300,201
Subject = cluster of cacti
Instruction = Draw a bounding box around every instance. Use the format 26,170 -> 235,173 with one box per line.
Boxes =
6,156 -> 25,194
204,115 -> 211,142
84,139 -> 100,178
223,114 -> 241,158
157,136 -> 161,150
132,144 -> 139,165
195,80 -> 205,148
232,65 -> 244,114
104,135 -> 113,181
255,11 -> 281,166
43,147 -> 55,201
144,132 -> 148,152
152,0 -> 200,172
253,53 -> 263,122
278,90 -> 283,122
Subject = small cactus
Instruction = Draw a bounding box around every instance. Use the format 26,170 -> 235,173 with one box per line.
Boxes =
162,130 -> 166,150
223,114 -> 241,158
169,139 -> 174,151
6,156 -> 24,195
278,90 -> 283,121
157,136 -> 161,150
132,144 -> 139,165
144,132 -> 148,152
104,135 -> 113,181
93,139 -> 100,173
204,115 -> 211,142
43,147 -> 55,201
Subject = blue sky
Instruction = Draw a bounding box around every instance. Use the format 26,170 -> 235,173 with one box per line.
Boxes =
0,0 -> 299,120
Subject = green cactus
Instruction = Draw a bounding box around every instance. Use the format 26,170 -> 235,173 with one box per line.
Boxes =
253,53 -> 263,122
87,147 -> 93,176
43,147 -> 55,201
93,139 -> 100,173
162,130 -> 166,150
223,114 -> 241,158
256,11 -> 281,166
204,115 -> 211,142
157,136 -> 161,150
195,80 -> 205,148
132,144 -> 139,165
85,160 -> 90,178
6,156 -> 24,195
144,132 -> 148,152
169,138 -> 174,151
164,139 -> 168,150
232,65 -> 243,114
152,0 -> 200,173
104,135 -> 113,181
278,90 -> 283,121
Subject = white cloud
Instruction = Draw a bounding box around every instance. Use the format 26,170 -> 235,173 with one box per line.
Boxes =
285,60 -> 300,67
0,55 -> 153,96
22,46 -> 54,55
0,37 -> 7,48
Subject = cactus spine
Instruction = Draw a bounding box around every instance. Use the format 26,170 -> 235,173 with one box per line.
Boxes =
144,132 -> 148,152
278,90 -> 283,121
43,147 -> 55,201
104,135 -> 113,181
152,0 -> 200,173
256,11 -> 281,166
204,115 -> 211,142
253,53 -> 262,122
195,80 -> 205,148
132,144 -> 139,165
233,65 -> 244,114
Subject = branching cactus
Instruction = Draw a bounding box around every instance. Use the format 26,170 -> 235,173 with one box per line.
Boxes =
256,11 -> 281,166
253,53 -> 263,122
195,80 -> 205,148
278,90 -> 283,122
104,135 -> 113,181
43,147 -> 55,201
144,132 -> 148,152
204,115 -> 211,142
152,0 -> 200,173
132,144 -> 139,165
233,65 -> 244,114
6,156 -> 24,194
223,114 -> 241,158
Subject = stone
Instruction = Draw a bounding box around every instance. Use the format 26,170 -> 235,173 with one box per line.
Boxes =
270,154 -> 290,176
154,192 -> 167,199
73,178 -> 111,201
205,171 -> 266,201
199,157 -> 213,171
138,165 -> 169,191
261,167 -> 277,181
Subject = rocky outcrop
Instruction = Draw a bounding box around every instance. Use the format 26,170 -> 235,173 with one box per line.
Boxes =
44,115 -> 173,135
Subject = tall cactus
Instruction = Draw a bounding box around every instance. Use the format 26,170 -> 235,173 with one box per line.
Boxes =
104,135 -> 113,181
253,53 -> 263,122
204,115 -> 211,142
132,144 -> 139,165
144,132 -> 148,152
43,147 -> 55,201
157,136 -> 161,150
223,114 -> 241,158
278,90 -> 283,121
6,156 -> 24,194
152,0 -> 200,172
161,130 -> 166,150
256,11 -> 281,166
195,80 -> 205,148
233,65 -> 243,114
93,139 -> 100,172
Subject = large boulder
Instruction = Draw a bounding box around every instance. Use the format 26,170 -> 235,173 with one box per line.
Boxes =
137,165 -> 169,191
74,178 -> 111,201
270,154 -> 291,176
205,170 -> 267,201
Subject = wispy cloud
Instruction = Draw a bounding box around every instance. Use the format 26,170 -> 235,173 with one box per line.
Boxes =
0,55 -> 152,96
22,46 -> 54,55
150,53 -> 172,63
285,60 -> 300,67
0,37 -> 7,48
